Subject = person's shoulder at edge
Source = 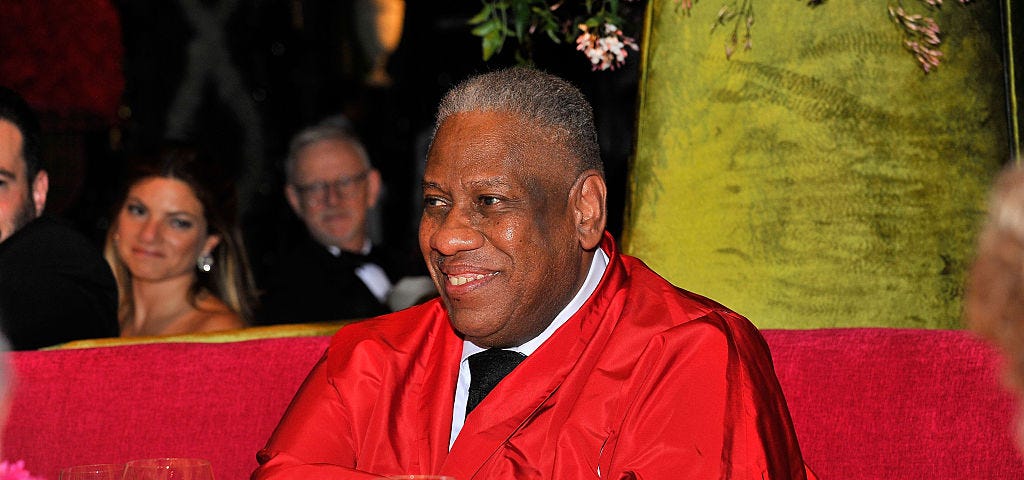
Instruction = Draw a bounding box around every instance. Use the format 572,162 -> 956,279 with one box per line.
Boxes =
326,298 -> 448,351
0,216 -> 119,349
611,250 -> 775,362
0,215 -> 101,258
616,251 -> 745,322
310,299 -> 450,388
0,216 -> 114,289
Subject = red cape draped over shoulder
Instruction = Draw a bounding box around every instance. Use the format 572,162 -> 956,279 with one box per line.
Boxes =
255,233 -> 815,479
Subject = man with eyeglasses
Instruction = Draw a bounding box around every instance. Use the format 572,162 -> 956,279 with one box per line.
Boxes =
256,117 -> 397,325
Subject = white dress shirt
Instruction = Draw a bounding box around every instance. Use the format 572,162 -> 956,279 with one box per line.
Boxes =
448,248 -> 610,449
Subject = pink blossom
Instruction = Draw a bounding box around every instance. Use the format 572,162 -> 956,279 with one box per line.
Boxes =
0,461 -> 44,480
575,24 -> 639,71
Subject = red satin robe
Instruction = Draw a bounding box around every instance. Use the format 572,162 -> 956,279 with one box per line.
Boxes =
254,235 -> 814,479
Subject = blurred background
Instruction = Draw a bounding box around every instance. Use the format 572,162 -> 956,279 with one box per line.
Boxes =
2,0 -> 1021,329
0,0 -> 644,290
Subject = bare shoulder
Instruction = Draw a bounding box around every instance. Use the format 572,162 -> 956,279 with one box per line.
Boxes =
194,295 -> 245,332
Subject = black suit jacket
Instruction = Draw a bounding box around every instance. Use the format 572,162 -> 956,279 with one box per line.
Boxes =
0,216 -> 119,350
255,234 -> 397,325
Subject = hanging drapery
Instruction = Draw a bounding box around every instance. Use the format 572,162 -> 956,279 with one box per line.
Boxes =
626,1 -> 1010,329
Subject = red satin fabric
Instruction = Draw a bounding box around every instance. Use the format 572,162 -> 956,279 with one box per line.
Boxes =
255,234 -> 814,479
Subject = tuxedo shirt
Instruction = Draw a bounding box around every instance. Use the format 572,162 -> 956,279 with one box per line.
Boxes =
256,234 -> 393,325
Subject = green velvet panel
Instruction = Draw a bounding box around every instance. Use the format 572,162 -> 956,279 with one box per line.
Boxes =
625,1 -> 1008,328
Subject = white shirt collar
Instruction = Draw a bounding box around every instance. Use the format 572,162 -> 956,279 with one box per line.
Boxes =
459,247 -> 610,361
325,238 -> 372,257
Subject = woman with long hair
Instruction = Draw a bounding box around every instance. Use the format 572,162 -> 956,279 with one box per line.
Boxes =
104,147 -> 255,336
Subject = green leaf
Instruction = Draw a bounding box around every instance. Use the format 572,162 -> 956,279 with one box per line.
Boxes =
606,0 -> 620,18
468,4 -> 492,25
514,48 -> 528,65
546,28 -> 561,43
482,30 -> 504,60
513,1 -> 530,40
471,19 -> 498,37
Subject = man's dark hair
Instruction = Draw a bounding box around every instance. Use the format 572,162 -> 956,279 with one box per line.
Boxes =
0,87 -> 43,184
433,67 -> 604,176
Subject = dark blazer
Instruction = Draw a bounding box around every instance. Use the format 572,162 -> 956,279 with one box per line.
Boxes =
0,216 -> 119,350
255,234 -> 397,325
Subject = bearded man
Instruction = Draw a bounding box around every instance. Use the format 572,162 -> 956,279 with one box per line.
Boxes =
0,86 -> 118,350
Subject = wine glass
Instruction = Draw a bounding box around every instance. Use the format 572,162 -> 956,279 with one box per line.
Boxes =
59,464 -> 124,480
122,458 -> 214,480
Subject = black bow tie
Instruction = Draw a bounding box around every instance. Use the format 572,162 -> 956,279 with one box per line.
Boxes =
335,248 -> 379,267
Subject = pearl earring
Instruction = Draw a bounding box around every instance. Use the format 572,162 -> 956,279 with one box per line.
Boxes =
197,253 -> 214,272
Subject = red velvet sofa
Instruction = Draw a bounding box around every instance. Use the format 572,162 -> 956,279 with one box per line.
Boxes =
3,328 -> 1021,479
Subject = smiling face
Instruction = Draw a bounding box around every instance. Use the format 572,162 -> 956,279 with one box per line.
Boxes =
420,110 -> 605,348
113,177 -> 220,284
285,139 -> 381,253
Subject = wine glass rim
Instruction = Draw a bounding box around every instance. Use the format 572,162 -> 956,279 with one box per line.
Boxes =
124,458 -> 212,468
61,463 -> 124,472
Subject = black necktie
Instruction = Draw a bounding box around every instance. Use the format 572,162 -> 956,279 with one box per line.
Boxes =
466,349 -> 526,417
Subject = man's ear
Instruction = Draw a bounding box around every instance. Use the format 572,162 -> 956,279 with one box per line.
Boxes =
366,169 -> 382,209
572,170 -> 607,250
31,170 -> 48,217
285,185 -> 302,216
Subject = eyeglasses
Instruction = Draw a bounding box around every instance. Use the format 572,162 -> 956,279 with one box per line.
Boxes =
292,170 -> 370,207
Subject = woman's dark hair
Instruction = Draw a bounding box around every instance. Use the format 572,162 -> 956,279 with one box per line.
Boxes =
104,145 -> 256,324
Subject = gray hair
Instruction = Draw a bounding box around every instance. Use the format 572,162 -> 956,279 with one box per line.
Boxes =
284,116 -> 372,184
432,67 -> 603,176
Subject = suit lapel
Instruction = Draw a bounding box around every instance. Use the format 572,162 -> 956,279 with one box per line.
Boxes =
410,305 -> 464,472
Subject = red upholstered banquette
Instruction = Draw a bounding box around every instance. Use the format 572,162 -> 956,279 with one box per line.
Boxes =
2,328 -> 1021,479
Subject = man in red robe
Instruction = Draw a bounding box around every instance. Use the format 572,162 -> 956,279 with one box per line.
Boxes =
254,67 -> 815,479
